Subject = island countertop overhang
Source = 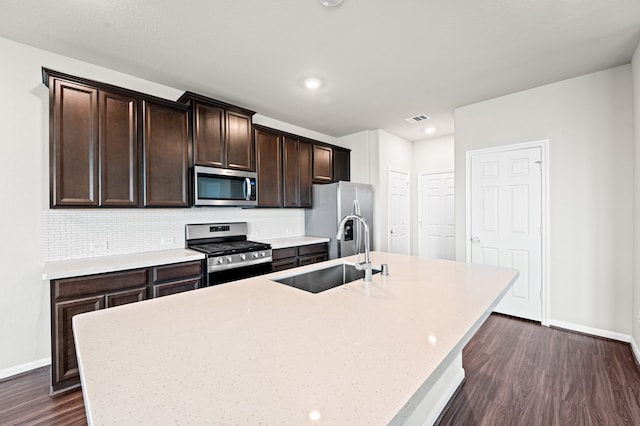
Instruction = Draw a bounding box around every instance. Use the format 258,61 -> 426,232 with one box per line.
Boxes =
73,252 -> 518,425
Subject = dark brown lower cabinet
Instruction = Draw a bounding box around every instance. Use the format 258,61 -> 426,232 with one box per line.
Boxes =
53,296 -> 104,390
149,262 -> 203,298
151,278 -> 201,298
50,260 -> 203,393
271,243 -> 328,272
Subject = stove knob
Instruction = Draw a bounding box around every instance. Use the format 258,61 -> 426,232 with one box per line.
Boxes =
252,252 -> 259,258
261,251 -> 266,257
240,254 -> 246,260
217,258 -> 224,264
227,256 -> 233,263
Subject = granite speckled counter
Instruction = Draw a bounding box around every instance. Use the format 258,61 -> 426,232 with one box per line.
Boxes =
42,249 -> 205,280
72,252 -> 517,425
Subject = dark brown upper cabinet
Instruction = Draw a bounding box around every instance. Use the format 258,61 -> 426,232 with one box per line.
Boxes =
44,68 -> 191,208
313,144 -> 333,183
48,78 -> 139,208
99,91 -> 139,207
332,147 -> 351,182
49,78 -> 100,207
255,127 -> 283,207
177,92 -> 255,171
142,100 -> 190,207
283,137 -> 312,208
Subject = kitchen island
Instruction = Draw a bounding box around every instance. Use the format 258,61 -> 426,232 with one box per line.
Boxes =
72,252 -> 517,425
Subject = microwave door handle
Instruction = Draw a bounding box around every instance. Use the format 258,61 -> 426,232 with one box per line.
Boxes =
245,178 -> 251,201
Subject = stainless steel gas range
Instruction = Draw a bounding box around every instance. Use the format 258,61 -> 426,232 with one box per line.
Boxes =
186,222 -> 272,286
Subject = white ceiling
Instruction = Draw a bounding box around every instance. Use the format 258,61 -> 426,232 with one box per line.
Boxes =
2,0 -> 640,142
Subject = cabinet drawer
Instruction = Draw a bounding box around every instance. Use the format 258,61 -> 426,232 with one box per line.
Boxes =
272,259 -> 298,272
106,287 -> 147,308
272,247 -> 297,261
298,243 -> 327,256
53,269 -> 148,300
297,256 -> 316,267
151,261 -> 202,283
152,278 -> 201,298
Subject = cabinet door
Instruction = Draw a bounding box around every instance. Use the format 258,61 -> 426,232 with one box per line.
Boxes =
313,145 -> 333,182
100,91 -> 139,206
106,287 -> 146,307
152,278 -> 201,298
332,148 -> 351,182
255,128 -> 283,207
142,101 -> 190,207
283,137 -> 299,207
298,141 -> 313,207
52,295 -> 104,391
50,79 -> 99,207
193,101 -> 225,168
226,111 -> 255,171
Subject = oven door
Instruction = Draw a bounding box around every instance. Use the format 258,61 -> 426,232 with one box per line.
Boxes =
208,262 -> 272,286
193,166 -> 257,207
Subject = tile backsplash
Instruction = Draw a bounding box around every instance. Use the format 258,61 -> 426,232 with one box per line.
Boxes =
43,208 -> 305,261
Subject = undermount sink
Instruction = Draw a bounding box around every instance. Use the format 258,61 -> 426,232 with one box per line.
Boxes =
272,263 -> 381,294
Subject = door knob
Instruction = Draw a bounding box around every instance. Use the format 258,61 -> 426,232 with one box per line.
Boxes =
471,237 -> 480,244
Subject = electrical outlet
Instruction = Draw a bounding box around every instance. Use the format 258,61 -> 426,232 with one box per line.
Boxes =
160,237 -> 175,246
89,241 -> 108,253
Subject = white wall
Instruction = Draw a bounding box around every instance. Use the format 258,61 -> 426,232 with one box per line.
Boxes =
410,135 -> 455,255
372,130 -> 413,253
337,130 -> 373,185
0,36 -> 332,377
454,65 -> 634,337
632,41 -> 640,354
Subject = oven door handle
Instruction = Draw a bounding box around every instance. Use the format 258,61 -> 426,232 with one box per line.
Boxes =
244,177 -> 252,201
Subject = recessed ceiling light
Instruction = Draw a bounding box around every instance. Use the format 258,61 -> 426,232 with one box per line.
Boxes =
424,127 -> 436,134
304,77 -> 322,90
319,0 -> 343,6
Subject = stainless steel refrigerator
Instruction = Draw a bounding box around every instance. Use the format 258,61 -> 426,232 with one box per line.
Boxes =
305,181 -> 374,259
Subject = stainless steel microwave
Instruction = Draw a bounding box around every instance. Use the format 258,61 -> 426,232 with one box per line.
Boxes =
193,166 -> 257,207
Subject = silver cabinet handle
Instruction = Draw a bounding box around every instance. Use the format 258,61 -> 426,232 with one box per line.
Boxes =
390,229 -> 396,234
471,237 -> 480,244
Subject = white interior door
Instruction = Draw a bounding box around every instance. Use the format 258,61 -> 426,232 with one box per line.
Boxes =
469,147 -> 542,321
388,169 -> 409,255
418,171 -> 455,259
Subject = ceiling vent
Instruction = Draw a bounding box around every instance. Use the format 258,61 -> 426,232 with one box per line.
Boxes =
404,114 -> 430,123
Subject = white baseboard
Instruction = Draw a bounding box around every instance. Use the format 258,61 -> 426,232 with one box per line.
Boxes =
0,357 -> 51,381
548,319 -> 630,342
631,337 -> 640,367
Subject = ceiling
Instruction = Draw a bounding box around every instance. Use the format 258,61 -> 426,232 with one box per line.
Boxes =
2,0 -> 640,142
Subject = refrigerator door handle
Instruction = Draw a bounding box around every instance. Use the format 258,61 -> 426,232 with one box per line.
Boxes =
353,199 -> 362,255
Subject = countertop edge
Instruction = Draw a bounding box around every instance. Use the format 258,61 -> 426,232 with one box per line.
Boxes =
42,249 -> 206,281
258,236 -> 330,249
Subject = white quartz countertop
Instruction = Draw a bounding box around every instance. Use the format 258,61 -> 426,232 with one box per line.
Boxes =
258,235 -> 330,249
73,252 -> 517,425
42,249 -> 205,280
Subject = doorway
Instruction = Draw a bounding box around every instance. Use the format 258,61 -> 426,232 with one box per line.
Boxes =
388,169 -> 410,255
466,141 -> 549,323
418,170 -> 455,260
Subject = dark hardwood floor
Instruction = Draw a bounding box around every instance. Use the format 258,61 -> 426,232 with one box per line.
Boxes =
438,314 -> 640,425
1,314 -> 638,425
0,367 -> 85,426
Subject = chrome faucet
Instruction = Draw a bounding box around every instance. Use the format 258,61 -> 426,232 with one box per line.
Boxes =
336,214 -> 373,282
